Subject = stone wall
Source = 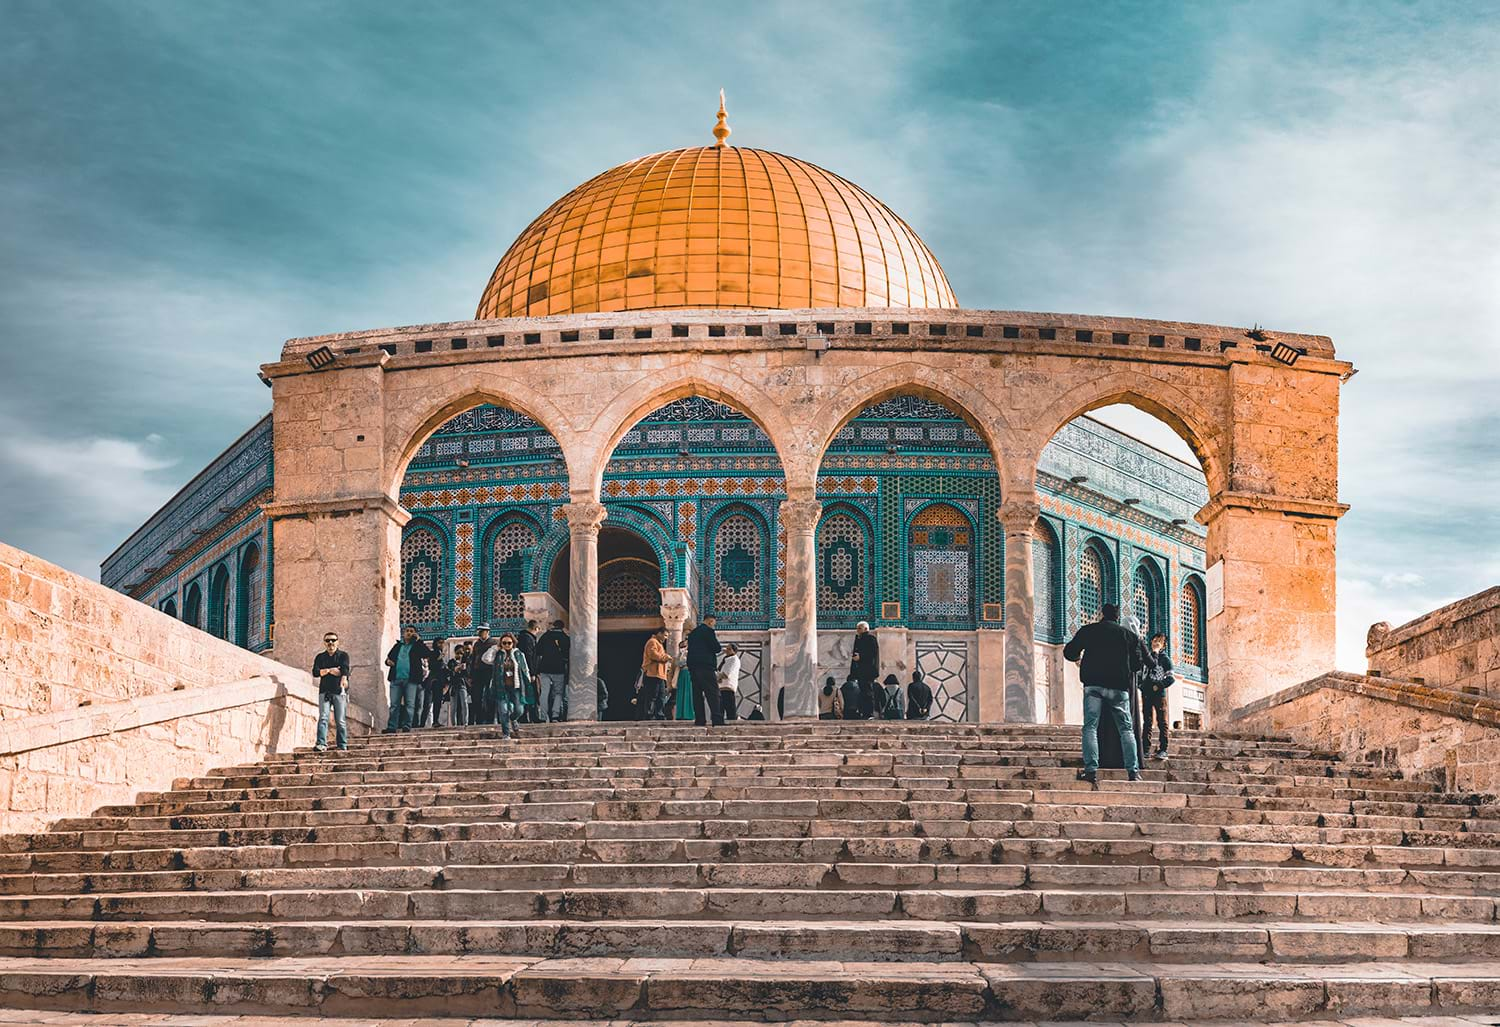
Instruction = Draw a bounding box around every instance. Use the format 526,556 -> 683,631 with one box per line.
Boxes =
1367,587 -> 1500,698
0,541 -> 373,834
1230,670 -> 1500,793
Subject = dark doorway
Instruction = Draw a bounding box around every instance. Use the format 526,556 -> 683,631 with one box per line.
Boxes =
598,629 -> 653,720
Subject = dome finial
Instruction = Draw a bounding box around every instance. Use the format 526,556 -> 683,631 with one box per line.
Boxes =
712,89 -> 731,148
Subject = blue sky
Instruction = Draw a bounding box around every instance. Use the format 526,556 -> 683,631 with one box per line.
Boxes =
1,1 -> 1496,669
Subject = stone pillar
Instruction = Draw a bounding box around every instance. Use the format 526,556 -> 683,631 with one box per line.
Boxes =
779,498 -> 822,720
265,495 -> 407,725
999,496 -> 1041,723
1199,492 -> 1346,724
563,501 -> 607,720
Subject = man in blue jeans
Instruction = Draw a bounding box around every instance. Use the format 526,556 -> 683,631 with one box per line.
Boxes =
384,626 -> 432,733
312,631 -> 350,751
1063,603 -> 1147,786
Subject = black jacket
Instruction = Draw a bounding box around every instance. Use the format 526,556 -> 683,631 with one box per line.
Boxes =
535,629 -> 570,674
1063,620 -> 1148,690
850,632 -> 880,682
906,678 -> 933,719
516,630 -> 538,664
1143,650 -> 1175,693
686,622 -> 721,668
385,639 -> 433,684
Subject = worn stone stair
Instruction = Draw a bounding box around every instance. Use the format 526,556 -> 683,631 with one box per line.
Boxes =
0,721 -> 1497,1022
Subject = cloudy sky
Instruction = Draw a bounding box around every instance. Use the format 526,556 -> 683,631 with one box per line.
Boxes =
1,1 -> 1496,669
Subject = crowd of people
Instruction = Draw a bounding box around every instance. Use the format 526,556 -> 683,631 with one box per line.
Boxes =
310,606 -> 1177,767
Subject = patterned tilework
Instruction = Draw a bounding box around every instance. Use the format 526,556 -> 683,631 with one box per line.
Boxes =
817,510 -> 870,618
454,522 -> 474,630
599,560 -> 661,615
915,640 -> 970,722
909,504 -> 976,627
707,508 -> 767,624
400,522 -> 445,629
488,519 -> 537,622
1033,519 -> 1062,642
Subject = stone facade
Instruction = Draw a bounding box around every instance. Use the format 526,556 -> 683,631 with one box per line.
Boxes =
1367,586 -> 1500,697
0,542 -> 372,833
1231,670 -> 1500,793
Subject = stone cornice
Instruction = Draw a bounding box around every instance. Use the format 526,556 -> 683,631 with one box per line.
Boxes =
1196,491 -> 1350,525
262,494 -> 411,526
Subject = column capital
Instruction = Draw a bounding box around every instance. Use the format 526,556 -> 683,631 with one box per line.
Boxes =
658,586 -> 695,630
997,496 -> 1042,533
779,498 -> 823,535
563,500 -> 608,536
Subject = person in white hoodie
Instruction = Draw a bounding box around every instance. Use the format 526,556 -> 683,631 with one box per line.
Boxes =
716,643 -> 742,722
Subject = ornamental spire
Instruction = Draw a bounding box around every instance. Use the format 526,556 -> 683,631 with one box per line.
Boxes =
712,89 -> 731,148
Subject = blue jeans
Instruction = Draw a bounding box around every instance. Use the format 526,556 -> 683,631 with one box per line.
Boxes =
317,691 -> 348,749
387,680 -> 420,731
451,684 -> 469,725
1082,685 -> 1140,774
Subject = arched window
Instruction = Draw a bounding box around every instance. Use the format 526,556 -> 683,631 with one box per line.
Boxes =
1033,519 -> 1061,641
184,582 -> 202,629
1131,557 -> 1166,638
817,509 -> 870,621
908,502 -> 975,628
1079,541 -> 1113,624
1180,577 -> 1206,669
400,521 -> 444,627
207,564 -> 231,640
161,598 -> 178,619
600,558 -> 660,615
235,543 -> 263,648
487,518 -> 537,621
708,508 -> 767,622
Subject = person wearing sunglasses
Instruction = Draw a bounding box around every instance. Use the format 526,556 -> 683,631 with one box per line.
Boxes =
312,632 -> 350,751
493,632 -> 533,739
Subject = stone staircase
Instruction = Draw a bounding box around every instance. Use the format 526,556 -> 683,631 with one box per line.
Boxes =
0,721 -> 1497,1023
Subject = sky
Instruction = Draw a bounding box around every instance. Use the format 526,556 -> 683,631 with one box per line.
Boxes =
1,0 -> 1496,670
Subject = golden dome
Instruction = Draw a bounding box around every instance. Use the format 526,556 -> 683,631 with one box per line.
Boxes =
476,145 -> 958,319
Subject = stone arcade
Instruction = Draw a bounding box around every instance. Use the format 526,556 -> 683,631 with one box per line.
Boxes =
103,110 -> 1350,728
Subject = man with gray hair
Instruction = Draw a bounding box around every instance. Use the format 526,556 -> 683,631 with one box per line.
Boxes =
849,621 -> 880,719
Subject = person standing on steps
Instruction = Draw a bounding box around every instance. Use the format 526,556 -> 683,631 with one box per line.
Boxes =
421,637 -> 449,728
880,673 -> 906,720
469,624 -> 499,725
493,632 -> 530,740
384,626 -> 432,733
1141,632 -> 1174,761
534,619 -> 570,723
313,631 -> 350,751
839,676 -> 861,720
640,627 -> 672,723
1063,602 -> 1146,785
849,621 -> 880,719
687,614 -> 724,727
447,656 -> 469,726
717,643 -> 741,721
516,620 -> 540,723
906,670 -> 933,721
672,637 -> 695,722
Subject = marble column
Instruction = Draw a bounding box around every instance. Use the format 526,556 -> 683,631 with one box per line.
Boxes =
779,498 -> 822,720
999,495 -> 1041,723
563,500 -> 607,720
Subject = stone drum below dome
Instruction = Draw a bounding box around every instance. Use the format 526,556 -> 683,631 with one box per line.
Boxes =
476,106 -> 958,318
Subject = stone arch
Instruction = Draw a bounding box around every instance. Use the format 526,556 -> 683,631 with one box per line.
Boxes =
383,384 -> 581,500
582,369 -> 802,498
1029,370 -> 1226,497
599,504 -> 678,585
807,363 -> 1013,489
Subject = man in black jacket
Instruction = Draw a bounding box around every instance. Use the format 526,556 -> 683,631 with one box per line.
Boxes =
1063,603 -> 1146,784
534,620 -> 570,722
849,621 -> 880,719
1141,633 -> 1174,760
384,626 -> 433,733
686,615 -> 723,727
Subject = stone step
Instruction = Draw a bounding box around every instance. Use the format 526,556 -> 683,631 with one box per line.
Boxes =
0,1015 -> 1491,1027
4,916 -> 1499,963
0,954 -> 1491,1020
3,859 -> 1498,898
0,885 -> 1491,923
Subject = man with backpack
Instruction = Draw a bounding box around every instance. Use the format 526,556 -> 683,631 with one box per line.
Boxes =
1063,603 -> 1147,785
879,673 -> 905,719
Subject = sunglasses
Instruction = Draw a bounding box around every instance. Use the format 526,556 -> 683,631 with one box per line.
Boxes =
323,638 -> 338,644
500,641 -> 514,647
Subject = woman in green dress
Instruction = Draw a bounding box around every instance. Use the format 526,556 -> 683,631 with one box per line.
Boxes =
672,637 -> 695,721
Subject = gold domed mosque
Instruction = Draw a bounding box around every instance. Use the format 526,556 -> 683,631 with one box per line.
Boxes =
103,96 -> 1351,730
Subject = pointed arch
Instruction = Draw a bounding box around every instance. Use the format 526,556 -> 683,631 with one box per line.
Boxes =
1078,535 -> 1116,625
399,516 -> 448,631
1031,370 -> 1225,497
906,500 -> 978,629
1131,554 -> 1167,638
1180,572 -> 1207,671
235,541 -> 263,649
1033,516 -> 1063,642
480,510 -> 543,627
703,501 -> 773,626
207,563 -> 232,640
184,581 -> 203,630
816,501 -> 876,626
